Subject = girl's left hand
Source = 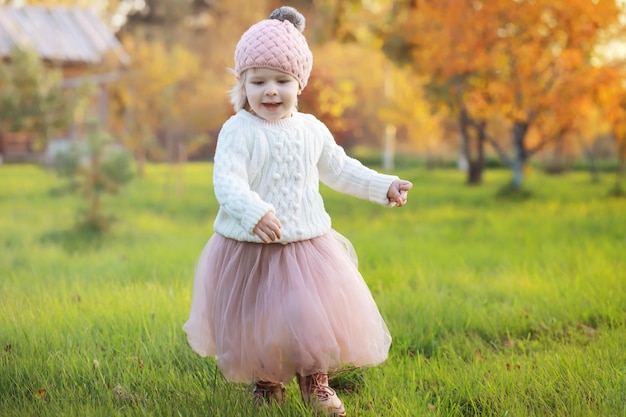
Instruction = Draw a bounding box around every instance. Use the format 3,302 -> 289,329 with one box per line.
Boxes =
253,211 -> 282,243
387,179 -> 413,207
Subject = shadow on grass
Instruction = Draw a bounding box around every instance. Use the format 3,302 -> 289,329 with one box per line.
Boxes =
40,222 -> 108,253
607,184 -> 625,198
329,367 -> 366,394
495,182 -> 533,201
48,183 -> 78,198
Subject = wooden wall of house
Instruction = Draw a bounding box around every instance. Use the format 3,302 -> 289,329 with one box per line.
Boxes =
0,131 -> 40,163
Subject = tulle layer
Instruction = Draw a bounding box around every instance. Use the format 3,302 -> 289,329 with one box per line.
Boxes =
183,231 -> 391,383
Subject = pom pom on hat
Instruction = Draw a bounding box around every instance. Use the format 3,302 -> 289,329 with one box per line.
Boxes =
269,6 -> 306,32
234,6 -> 313,89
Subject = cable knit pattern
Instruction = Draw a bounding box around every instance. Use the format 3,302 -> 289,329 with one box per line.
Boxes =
213,111 -> 398,244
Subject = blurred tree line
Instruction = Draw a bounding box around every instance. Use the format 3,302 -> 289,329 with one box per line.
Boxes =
380,0 -> 626,194
2,0 -> 626,195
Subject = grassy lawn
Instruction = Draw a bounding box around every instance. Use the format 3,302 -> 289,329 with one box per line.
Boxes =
1,162 -> 625,417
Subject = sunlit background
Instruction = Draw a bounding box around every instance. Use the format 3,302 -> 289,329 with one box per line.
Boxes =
0,0 -> 625,195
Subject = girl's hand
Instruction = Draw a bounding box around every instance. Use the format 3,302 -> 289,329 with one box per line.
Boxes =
253,211 -> 282,243
387,179 -> 413,207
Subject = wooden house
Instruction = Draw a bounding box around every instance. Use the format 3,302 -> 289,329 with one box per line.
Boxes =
0,6 -> 129,163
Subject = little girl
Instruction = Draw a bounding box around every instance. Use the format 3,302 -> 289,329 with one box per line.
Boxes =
183,6 -> 412,416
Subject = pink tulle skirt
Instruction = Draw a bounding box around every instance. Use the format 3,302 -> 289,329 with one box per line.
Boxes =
183,230 -> 391,383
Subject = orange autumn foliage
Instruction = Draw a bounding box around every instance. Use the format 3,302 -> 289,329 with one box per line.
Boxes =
382,0 -> 623,185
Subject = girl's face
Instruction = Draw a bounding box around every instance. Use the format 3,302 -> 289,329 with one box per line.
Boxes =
245,68 -> 299,121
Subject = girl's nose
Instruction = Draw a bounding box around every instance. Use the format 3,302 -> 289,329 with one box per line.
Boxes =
265,83 -> 278,95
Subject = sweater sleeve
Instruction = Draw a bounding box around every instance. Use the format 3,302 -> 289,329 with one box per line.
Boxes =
316,123 -> 398,206
213,127 -> 274,234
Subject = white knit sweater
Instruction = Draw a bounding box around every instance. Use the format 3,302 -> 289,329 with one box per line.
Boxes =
212,110 -> 399,243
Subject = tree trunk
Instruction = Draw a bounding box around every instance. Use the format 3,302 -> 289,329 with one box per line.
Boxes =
176,140 -> 187,197
0,131 -> 4,164
459,108 -> 485,185
584,148 -> 601,184
87,152 -> 102,228
511,121 -> 529,189
459,111 -> 471,171
470,120 -> 486,184
136,149 -> 146,178
382,64 -> 395,171
589,155 -> 600,184
382,124 -> 396,171
467,161 -> 482,184
615,142 -> 625,194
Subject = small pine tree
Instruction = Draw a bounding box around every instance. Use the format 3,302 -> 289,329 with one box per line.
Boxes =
53,122 -> 134,231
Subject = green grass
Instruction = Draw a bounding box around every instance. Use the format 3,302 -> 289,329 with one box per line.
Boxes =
1,163 -> 625,417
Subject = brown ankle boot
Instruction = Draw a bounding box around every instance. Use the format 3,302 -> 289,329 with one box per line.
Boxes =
253,381 -> 285,405
297,372 -> 346,416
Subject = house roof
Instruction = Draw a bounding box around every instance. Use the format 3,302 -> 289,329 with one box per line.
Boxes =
0,6 -> 129,66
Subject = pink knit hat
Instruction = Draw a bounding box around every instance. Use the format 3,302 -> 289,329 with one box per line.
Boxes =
234,6 -> 313,89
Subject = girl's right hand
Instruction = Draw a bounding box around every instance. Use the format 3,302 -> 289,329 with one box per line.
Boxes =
253,212 -> 282,243
387,179 -> 413,207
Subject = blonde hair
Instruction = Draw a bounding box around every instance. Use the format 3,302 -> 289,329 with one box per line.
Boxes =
229,69 -> 248,112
